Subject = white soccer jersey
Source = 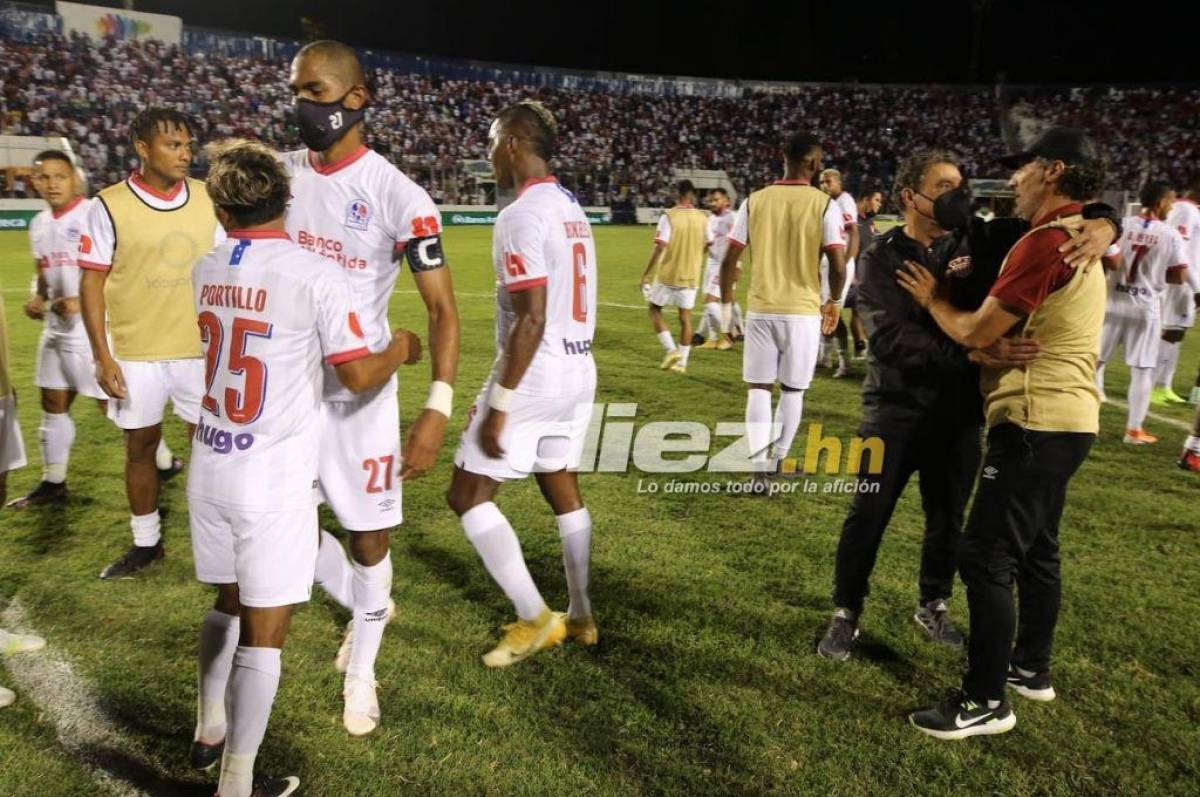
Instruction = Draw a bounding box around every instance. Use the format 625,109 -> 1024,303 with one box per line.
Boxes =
707,207 -> 736,268
282,146 -> 440,402
1167,199 -> 1200,293
1112,215 -> 1188,314
29,196 -> 92,352
492,177 -> 597,397
835,191 -> 857,234
187,231 -> 370,511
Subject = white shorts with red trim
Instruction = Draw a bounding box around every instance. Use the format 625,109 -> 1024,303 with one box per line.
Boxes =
742,313 -> 821,388
190,498 -> 318,608
1161,283 -> 1196,330
318,377 -> 402,531
35,333 -> 106,399
647,282 -> 698,311
0,392 -> 27,474
106,358 -> 204,429
455,380 -> 595,483
819,256 -> 856,305
1100,311 -> 1161,369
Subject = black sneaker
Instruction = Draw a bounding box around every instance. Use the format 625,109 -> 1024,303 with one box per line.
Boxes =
690,333 -> 705,347
189,738 -> 224,771
1006,664 -> 1056,702
817,608 -> 859,661
99,542 -> 164,580
157,456 -> 185,481
914,599 -> 964,647
252,774 -> 300,796
6,480 -> 68,508
910,688 -> 1016,739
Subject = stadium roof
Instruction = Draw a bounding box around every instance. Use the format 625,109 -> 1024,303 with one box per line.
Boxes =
26,0 -> 1200,85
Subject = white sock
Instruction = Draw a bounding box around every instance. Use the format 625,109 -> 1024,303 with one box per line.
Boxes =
770,390 -> 805,461
218,646 -> 281,797
39,412 -> 74,484
346,552 -> 392,681
557,507 -> 592,620
314,530 -> 355,611
130,510 -> 161,547
155,438 -> 174,470
1155,340 -> 1180,390
461,502 -> 546,621
678,345 -> 691,366
196,610 -> 239,745
731,303 -> 744,334
703,302 -> 721,339
657,330 -> 676,353
1127,366 -> 1154,429
1185,434 -> 1200,453
1095,362 -> 1106,392
745,388 -> 774,472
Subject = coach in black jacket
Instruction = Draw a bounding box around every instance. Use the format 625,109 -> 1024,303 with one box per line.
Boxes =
817,149 -> 1119,660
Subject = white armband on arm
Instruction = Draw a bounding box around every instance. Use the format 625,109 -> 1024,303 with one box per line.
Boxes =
424,380 -> 453,418
488,383 -> 514,413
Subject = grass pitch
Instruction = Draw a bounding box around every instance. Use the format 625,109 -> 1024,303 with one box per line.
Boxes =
1,226 -> 1198,796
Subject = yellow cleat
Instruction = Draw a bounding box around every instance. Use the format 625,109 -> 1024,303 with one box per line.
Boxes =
698,339 -> 719,350
669,363 -> 687,374
659,350 -> 682,369
715,338 -> 733,351
564,614 -> 599,646
482,608 -> 566,668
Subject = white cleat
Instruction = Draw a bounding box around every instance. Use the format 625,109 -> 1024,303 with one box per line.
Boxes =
0,630 -> 46,656
334,598 -> 396,674
0,686 -> 15,708
342,674 -> 381,737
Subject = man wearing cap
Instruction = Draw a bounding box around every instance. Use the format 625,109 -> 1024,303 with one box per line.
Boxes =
897,127 -> 1109,739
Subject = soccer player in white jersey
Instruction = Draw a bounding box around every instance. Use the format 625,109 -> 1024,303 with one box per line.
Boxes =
6,150 -> 106,507
696,187 -> 742,350
1096,181 -> 1189,444
188,140 -> 420,797
447,101 -> 598,667
79,108 -> 224,580
1157,178 -> 1200,404
282,41 -> 460,735
818,169 -> 860,378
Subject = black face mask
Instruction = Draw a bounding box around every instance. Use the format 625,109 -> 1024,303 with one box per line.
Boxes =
931,187 -> 972,231
294,91 -> 365,152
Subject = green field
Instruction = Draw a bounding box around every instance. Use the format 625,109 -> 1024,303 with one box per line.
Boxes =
1,226 -> 1198,796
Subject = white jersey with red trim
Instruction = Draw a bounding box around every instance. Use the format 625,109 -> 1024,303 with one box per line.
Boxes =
492,178 -> 597,398
835,191 -> 857,234
1167,199 -> 1200,293
1111,215 -> 1188,315
706,207 -> 736,268
188,232 -> 369,511
281,146 -> 440,401
29,196 -> 92,352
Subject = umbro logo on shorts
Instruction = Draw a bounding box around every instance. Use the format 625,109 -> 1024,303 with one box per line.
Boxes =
982,465 -> 999,480
364,607 -> 389,623
378,499 -> 396,511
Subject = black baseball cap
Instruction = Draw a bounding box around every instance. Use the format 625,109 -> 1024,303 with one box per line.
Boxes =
998,126 -> 1097,169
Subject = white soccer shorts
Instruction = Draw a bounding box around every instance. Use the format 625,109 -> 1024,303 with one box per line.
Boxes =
318,382 -> 402,531
1100,312 -> 1161,369
702,261 -> 723,299
647,282 -> 698,311
105,358 -> 204,429
820,256 -> 856,305
455,382 -> 595,483
1161,283 -> 1196,331
742,313 -> 821,388
0,393 -> 27,474
35,334 -> 105,399
190,498 -> 318,608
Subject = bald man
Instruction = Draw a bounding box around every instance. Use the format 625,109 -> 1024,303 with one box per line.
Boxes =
282,40 -> 460,737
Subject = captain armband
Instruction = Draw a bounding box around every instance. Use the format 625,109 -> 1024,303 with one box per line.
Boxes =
403,234 -> 446,273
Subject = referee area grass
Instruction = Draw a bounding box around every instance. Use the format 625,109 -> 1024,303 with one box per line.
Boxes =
1,226 -> 1198,796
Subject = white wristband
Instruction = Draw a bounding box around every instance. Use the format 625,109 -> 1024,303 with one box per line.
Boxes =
424,380 -> 453,418
488,383 -> 514,413
720,302 -> 733,334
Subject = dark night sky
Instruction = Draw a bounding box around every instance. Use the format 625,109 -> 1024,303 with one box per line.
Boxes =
27,0 -> 1200,84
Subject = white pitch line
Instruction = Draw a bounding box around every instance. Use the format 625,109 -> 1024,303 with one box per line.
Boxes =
1,599 -> 152,797
1105,397 -> 1193,432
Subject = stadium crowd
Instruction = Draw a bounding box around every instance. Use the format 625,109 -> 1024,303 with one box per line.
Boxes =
1,32 -> 1198,205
